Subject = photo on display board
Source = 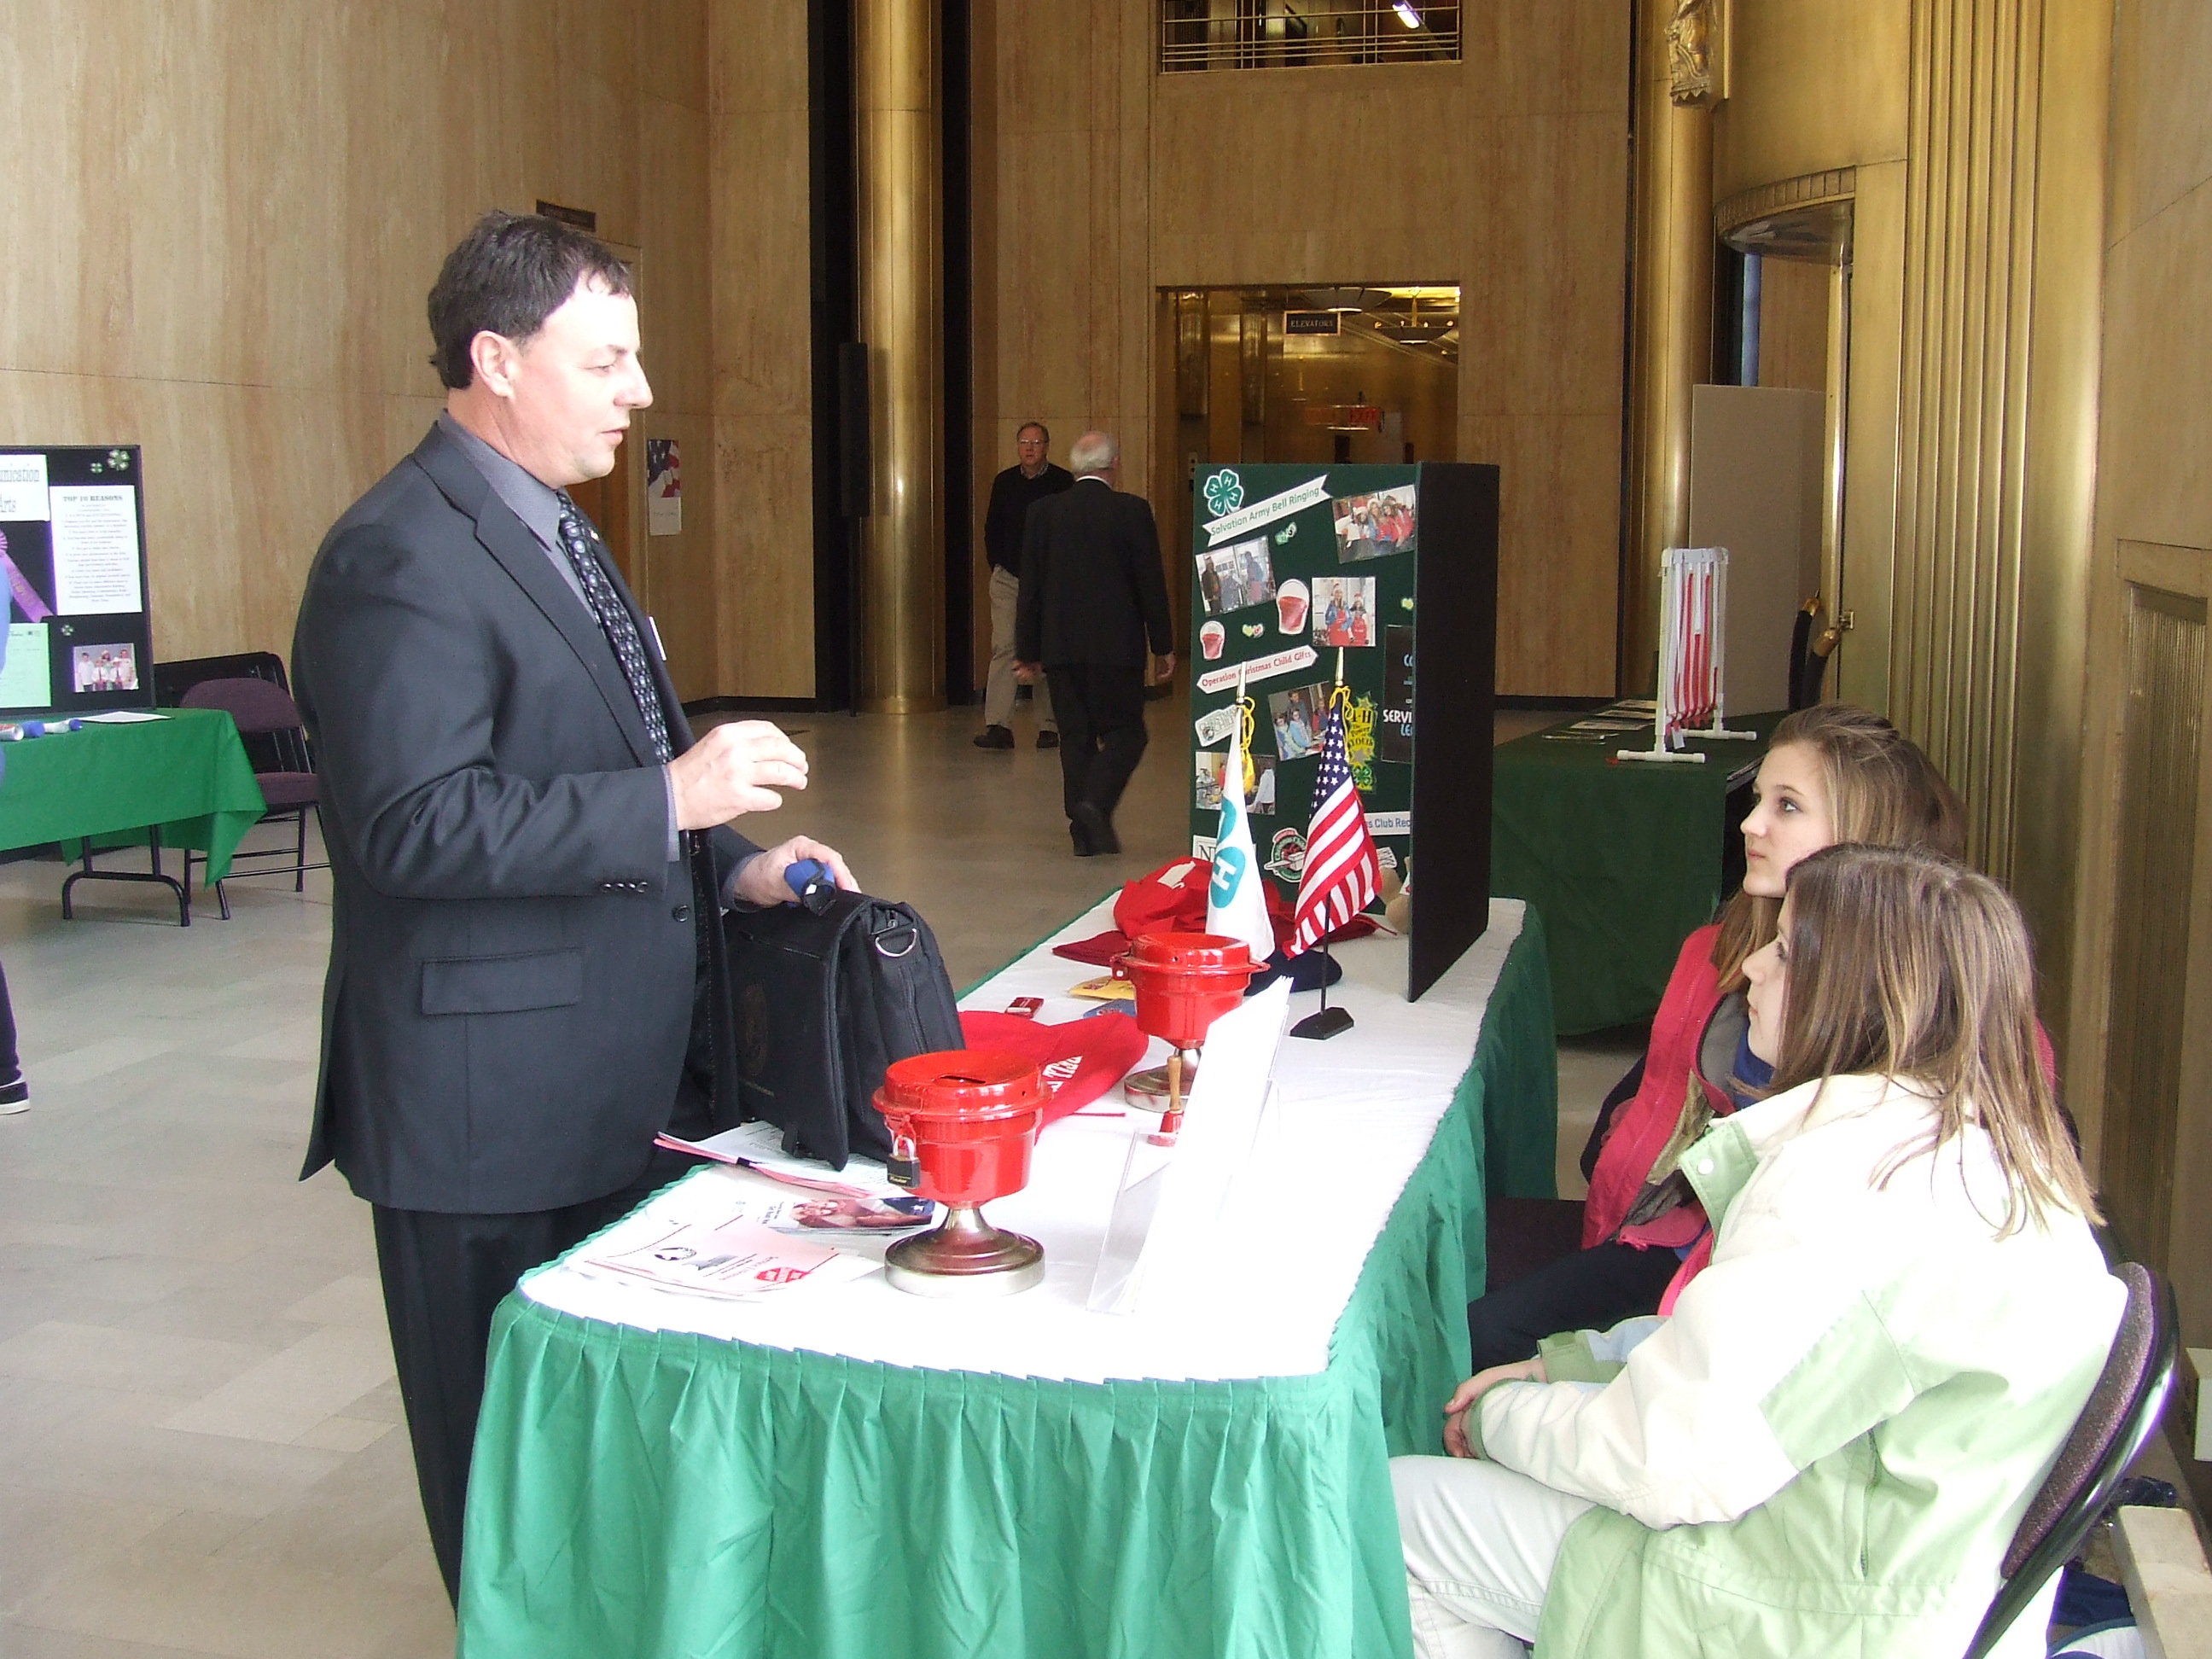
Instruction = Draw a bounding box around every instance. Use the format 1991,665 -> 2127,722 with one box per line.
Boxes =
72,642 -> 138,693
1196,749 -> 1278,815
1312,576 -> 1377,648
1195,749 -> 1227,812
1382,625 -> 1414,763
1196,534 -> 1277,616
1249,753 -> 1278,816
1331,485 -> 1418,563
1268,681 -> 1332,761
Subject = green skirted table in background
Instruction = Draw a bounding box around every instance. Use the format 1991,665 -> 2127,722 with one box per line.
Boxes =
457,899 -> 1557,1659
1492,709 -> 1783,1036
0,708 -> 267,923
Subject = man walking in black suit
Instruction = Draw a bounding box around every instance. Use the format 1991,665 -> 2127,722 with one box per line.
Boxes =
291,212 -> 853,1602
1015,431 -> 1174,856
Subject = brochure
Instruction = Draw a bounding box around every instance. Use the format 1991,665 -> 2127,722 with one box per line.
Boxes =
655,1121 -> 940,1233
579,1213 -> 876,1301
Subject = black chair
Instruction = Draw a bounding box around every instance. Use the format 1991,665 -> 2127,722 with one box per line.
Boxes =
178,677 -> 326,920
1483,1057 -> 1644,1291
1963,1260 -> 2178,1658
1788,597 -> 1841,711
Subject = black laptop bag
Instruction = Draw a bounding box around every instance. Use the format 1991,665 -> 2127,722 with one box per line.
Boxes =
720,889 -> 963,1167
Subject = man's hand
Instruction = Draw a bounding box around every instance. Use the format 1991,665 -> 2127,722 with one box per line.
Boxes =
731,836 -> 859,907
1014,661 -> 1043,684
1440,1357 -> 1547,1459
1150,653 -> 1177,685
670,721 -> 809,830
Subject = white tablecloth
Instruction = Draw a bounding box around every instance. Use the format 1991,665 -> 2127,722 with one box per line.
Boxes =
521,896 -> 1526,1386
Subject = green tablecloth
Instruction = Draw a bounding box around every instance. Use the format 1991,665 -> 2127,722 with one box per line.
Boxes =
0,707 -> 267,882
1492,710 -> 1782,1036
457,910 -> 1557,1659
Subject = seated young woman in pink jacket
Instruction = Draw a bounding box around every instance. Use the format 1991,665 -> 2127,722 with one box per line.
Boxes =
1469,704 -> 1970,1370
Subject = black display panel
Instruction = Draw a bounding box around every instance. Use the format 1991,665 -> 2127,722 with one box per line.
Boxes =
0,445 -> 154,716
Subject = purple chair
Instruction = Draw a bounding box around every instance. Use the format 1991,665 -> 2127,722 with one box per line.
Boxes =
180,677 -> 326,920
1964,1260 -> 2177,1657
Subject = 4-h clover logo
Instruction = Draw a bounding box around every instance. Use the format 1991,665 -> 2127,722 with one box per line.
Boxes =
1202,470 -> 1243,519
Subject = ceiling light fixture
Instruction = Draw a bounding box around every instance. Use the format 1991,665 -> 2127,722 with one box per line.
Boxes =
1393,3 -> 1423,27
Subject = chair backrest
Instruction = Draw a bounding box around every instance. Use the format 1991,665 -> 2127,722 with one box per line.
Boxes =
180,676 -> 314,775
1963,1261 -> 2178,1659
154,650 -> 288,706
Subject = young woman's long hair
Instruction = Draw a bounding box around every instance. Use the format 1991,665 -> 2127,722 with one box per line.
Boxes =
1711,705 -> 1967,987
1770,844 -> 2098,1233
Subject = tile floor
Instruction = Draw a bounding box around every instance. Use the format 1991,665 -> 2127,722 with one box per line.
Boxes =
9,698 -> 2180,1656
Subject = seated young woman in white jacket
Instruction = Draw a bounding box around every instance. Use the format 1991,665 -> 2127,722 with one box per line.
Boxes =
1392,844 -> 2121,1658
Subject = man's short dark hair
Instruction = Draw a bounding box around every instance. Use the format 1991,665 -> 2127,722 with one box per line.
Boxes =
427,211 -> 634,390
1018,421 -> 1050,445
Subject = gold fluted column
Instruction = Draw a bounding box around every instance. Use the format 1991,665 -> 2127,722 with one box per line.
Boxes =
856,0 -> 945,713
1621,0 -> 1717,692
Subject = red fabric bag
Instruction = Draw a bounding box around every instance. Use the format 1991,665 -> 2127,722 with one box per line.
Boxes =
1056,859 -> 1374,969
957,1010 -> 1150,1124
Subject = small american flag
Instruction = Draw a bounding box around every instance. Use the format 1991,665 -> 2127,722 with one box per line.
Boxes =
1291,691 -> 1380,954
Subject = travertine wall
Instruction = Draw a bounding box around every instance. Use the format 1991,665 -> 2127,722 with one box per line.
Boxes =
971,0 -> 1632,698
2071,0 -> 2212,1435
705,2 -> 816,700
0,0 -> 728,698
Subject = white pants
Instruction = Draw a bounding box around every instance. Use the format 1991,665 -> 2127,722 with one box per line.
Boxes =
984,565 -> 1054,731
1391,1455 -> 1597,1659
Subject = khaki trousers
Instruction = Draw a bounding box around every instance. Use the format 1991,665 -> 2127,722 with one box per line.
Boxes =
984,566 -> 1054,731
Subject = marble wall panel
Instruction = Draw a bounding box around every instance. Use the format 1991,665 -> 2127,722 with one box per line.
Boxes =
1713,0 -> 1910,201
643,99 -> 714,418
0,1 -> 728,680
1458,413 -> 1624,695
1755,256 -> 1830,393
1457,109 -> 1632,421
2107,0 -> 2212,241
713,414 -> 816,699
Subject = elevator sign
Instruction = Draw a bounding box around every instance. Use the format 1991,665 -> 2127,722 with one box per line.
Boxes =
1284,310 -> 1342,335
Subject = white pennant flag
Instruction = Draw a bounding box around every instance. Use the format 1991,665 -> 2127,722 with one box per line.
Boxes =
1206,691 -> 1275,962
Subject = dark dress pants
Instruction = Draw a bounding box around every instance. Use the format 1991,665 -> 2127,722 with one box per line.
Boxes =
1465,1239 -> 1685,1372
372,1078 -> 712,1604
1045,663 -> 1149,824
0,952 -> 19,1084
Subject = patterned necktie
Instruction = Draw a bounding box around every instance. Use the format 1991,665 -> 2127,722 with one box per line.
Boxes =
556,493 -> 672,764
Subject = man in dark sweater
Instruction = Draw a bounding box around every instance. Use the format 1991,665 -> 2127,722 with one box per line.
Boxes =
976,422 -> 1073,749
1015,431 -> 1175,856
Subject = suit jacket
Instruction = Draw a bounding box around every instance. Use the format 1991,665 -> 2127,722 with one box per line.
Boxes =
291,422 -> 756,1214
1015,478 -> 1174,668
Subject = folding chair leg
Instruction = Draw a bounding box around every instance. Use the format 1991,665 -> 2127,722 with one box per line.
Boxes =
295,809 -> 308,893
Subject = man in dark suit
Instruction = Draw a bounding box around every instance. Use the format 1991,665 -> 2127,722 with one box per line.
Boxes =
291,212 -> 853,1601
1014,430 -> 1174,856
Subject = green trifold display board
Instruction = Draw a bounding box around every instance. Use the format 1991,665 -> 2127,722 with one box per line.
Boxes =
1185,461 -> 1499,1002
1185,463 -> 1421,896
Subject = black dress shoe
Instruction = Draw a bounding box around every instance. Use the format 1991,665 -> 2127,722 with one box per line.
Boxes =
1069,820 -> 1096,858
973,725 -> 1015,749
1036,730 -> 1059,750
1071,802 -> 1118,855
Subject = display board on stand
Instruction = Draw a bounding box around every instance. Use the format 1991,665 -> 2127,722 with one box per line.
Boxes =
0,445 -> 154,717
1185,461 -> 1497,1001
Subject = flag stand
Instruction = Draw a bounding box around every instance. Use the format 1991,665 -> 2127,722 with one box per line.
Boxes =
1290,938 -> 1353,1040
